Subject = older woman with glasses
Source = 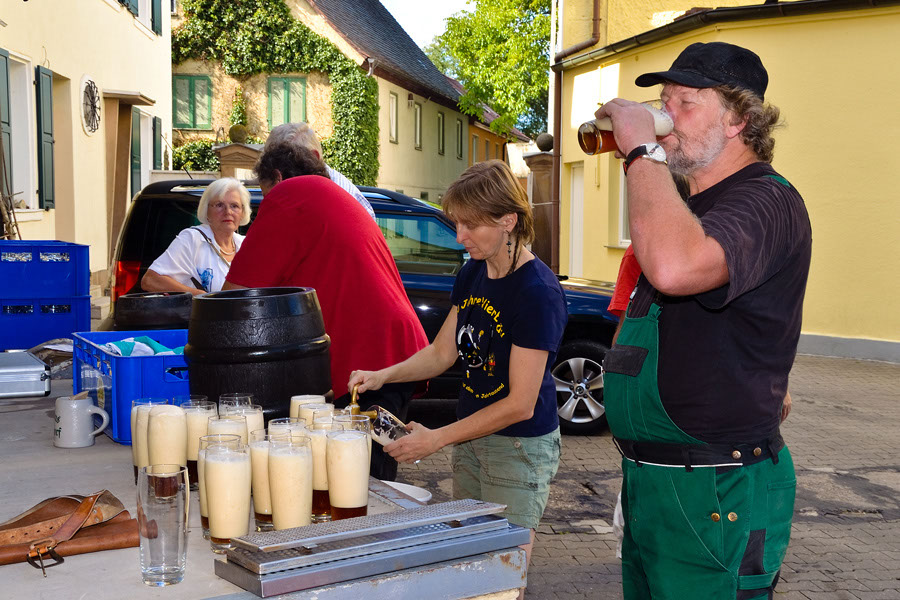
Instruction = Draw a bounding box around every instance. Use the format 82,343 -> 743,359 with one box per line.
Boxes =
347,160 -> 568,585
142,177 -> 251,294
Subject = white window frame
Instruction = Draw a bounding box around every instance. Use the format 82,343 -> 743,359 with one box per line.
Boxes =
389,92 -> 398,143
6,53 -> 37,210
570,162 -> 585,277
414,102 -> 422,150
140,111 -> 153,192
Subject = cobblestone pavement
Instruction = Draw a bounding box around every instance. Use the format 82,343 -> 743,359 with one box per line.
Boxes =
400,355 -> 900,599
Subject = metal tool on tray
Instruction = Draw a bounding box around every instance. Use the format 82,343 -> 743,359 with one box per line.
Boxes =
214,498 -> 530,597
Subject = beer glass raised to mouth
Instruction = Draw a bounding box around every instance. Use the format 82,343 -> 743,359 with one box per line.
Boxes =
326,428 -> 369,520
309,419 -> 334,521
249,430 -> 287,531
269,434 -> 313,530
197,434 -> 241,541
179,399 -> 217,489
577,100 -> 674,156
290,394 -> 327,419
148,404 -> 188,468
131,398 -> 170,484
203,438 -> 251,553
208,415 -> 248,445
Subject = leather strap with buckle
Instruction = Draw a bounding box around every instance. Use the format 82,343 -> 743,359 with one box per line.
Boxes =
25,492 -> 105,576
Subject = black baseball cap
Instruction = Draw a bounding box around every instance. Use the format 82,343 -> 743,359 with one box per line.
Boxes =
635,42 -> 768,100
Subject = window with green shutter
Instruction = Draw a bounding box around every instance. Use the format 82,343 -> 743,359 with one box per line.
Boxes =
151,0 -> 162,35
153,116 -> 163,170
131,108 -> 141,199
35,66 -> 54,210
172,75 -> 212,129
267,77 -> 306,129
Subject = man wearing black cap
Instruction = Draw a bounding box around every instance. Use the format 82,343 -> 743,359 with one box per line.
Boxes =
596,42 -> 812,599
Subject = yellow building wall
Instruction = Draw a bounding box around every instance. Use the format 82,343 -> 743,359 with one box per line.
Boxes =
377,79 -> 470,201
559,6 -> 900,345
3,0 -> 171,274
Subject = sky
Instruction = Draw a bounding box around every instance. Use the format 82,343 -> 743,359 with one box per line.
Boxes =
380,0 -> 472,49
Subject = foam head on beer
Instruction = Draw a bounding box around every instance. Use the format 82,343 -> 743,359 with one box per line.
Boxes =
578,100 -> 674,156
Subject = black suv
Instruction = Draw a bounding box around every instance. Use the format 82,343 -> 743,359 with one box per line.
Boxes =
108,180 -> 618,434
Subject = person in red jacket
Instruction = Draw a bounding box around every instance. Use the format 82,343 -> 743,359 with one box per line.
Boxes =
224,143 -> 428,481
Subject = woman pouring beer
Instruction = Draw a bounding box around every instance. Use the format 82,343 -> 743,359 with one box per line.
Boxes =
347,160 -> 568,582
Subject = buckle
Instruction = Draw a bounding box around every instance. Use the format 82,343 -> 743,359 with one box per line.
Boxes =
26,544 -> 64,577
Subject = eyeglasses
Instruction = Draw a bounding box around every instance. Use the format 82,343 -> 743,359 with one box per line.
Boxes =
210,201 -> 242,213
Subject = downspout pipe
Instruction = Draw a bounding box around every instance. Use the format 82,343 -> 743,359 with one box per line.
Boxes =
550,0 -> 600,274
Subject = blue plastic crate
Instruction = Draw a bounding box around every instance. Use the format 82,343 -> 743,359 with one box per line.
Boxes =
72,329 -> 190,444
0,296 -> 91,350
0,240 -> 89,298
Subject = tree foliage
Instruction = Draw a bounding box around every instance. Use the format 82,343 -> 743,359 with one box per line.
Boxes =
172,0 -> 379,185
434,0 -> 550,138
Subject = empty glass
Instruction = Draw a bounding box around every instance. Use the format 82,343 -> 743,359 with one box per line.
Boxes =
137,464 -> 189,586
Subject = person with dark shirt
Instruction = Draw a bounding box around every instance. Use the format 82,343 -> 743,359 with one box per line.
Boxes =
348,161 -> 567,596
595,42 -> 811,599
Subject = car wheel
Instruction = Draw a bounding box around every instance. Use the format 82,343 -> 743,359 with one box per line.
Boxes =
552,339 -> 608,435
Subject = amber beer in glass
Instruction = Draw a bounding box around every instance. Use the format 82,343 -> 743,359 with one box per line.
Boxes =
578,100 -> 674,156
326,428 -> 370,520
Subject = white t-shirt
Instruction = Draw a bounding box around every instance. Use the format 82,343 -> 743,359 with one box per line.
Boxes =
327,166 -> 375,220
148,224 -> 245,293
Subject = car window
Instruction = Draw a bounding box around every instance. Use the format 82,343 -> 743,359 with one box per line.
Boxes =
376,213 -> 465,276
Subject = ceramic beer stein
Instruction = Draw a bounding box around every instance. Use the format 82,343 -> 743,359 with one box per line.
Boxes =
54,396 -> 109,448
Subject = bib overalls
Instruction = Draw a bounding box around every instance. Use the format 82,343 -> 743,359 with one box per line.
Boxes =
604,293 -> 796,600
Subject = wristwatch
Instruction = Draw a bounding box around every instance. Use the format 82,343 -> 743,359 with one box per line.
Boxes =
623,143 -> 667,175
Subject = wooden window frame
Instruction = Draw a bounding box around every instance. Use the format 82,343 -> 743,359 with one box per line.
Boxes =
172,74 -> 212,130
267,76 -> 307,130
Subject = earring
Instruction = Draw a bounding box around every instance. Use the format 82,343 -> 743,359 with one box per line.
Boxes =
506,231 -> 512,259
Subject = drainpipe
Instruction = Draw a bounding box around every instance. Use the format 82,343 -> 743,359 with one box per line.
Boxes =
550,0 -> 600,274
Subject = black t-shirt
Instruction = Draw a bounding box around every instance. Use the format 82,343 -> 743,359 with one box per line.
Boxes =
649,162 -> 812,443
450,257 -> 568,437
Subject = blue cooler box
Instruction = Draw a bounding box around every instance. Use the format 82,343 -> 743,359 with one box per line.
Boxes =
72,329 -> 189,444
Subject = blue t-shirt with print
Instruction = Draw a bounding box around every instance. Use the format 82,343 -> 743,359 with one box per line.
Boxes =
450,257 -> 567,437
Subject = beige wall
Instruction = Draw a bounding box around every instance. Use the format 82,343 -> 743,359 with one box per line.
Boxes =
3,0 -> 172,274
376,78 -> 470,202
173,61 -> 333,142
558,4 -> 900,355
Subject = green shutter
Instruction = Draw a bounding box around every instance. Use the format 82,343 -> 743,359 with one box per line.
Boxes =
126,0 -> 139,16
289,79 -> 306,122
173,76 -> 191,128
35,66 -> 54,210
151,0 -> 162,35
194,77 -> 211,129
153,116 -> 162,170
0,49 -> 13,198
131,107 -> 141,198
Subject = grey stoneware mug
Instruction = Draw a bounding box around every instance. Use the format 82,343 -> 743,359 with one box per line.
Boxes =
54,394 -> 109,448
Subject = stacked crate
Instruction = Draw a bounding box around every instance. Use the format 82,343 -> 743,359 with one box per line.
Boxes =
0,240 -> 90,350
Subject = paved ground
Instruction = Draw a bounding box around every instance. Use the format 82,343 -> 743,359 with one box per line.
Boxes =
401,354 -> 900,599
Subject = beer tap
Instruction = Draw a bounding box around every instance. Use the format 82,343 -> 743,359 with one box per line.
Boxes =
348,384 -> 378,420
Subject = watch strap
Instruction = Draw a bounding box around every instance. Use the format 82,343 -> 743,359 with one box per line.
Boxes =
623,145 -> 651,175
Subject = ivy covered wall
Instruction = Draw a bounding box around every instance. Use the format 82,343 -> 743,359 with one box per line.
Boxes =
172,0 -> 379,185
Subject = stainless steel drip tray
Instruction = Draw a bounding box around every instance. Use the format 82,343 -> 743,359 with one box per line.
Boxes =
216,499 -> 530,597
232,498 -> 506,553
228,514 -> 509,575
215,523 -> 531,598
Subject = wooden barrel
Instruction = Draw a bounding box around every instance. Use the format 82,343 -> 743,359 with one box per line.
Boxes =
114,291 -> 192,331
184,287 -> 331,421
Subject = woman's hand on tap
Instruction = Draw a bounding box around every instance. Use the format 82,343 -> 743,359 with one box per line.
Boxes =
347,369 -> 387,394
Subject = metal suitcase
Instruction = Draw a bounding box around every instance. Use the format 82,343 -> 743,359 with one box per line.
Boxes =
0,352 -> 51,398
